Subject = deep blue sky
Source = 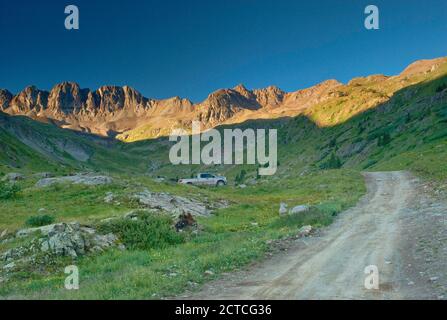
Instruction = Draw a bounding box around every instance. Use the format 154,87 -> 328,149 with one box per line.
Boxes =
0,0 -> 446,102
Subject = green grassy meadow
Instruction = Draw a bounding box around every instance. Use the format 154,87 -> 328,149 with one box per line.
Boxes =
0,169 -> 364,299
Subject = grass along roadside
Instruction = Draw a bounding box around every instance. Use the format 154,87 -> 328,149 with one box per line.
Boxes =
372,140 -> 447,182
0,169 -> 365,299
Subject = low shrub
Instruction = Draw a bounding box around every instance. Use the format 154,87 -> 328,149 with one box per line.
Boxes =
97,213 -> 184,250
235,169 -> 247,185
320,153 -> 342,169
25,215 -> 55,227
315,202 -> 343,216
378,133 -> 392,147
0,181 -> 21,200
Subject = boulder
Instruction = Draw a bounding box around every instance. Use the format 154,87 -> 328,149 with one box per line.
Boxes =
16,223 -> 60,238
1,247 -> 25,263
2,173 -> 24,182
123,211 -> 139,220
104,192 -> 115,204
7,223 -> 121,262
0,229 -> 8,239
40,224 -> 86,258
133,189 -> 210,216
32,172 -> 54,179
429,277 -> 439,283
279,203 -> 288,215
298,225 -> 313,237
3,262 -> 15,271
36,174 -> 112,188
289,205 -> 310,215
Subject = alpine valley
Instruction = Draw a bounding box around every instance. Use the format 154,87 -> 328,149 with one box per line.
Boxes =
0,56 -> 446,299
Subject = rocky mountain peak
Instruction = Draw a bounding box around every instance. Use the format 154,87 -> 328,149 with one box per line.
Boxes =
97,85 -> 124,96
203,86 -> 260,110
95,86 -> 126,112
401,57 -> 447,77
266,85 -> 284,93
9,86 -> 49,113
47,82 -> 88,114
162,96 -> 191,105
0,89 -> 13,110
253,85 -> 285,108
233,83 -> 247,91
319,79 -> 343,88
233,84 -> 257,101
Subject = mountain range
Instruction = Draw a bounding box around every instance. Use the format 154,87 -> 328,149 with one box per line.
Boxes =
0,56 -> 446,181
2,57 -> 445,142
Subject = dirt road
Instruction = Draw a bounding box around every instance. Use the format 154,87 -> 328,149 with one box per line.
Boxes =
184,171 -> 446,300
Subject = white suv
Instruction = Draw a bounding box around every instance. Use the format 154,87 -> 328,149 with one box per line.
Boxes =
178,173 -> 227,187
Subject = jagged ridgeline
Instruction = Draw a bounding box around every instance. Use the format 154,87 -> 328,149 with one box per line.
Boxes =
0,57 -> 446,178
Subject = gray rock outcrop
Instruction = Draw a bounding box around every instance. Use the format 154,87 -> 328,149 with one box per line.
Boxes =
36,174 -> 112,188
289,205 -> 310,215
279,203 -> 288,215
2,173 -> 24,182
2,223 -> 122,273
133,189 -> 211,216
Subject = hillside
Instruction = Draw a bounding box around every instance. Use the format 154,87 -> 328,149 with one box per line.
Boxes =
116,57 -> 447,184
0,57 -> 446,181
0,112 -> 150,174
